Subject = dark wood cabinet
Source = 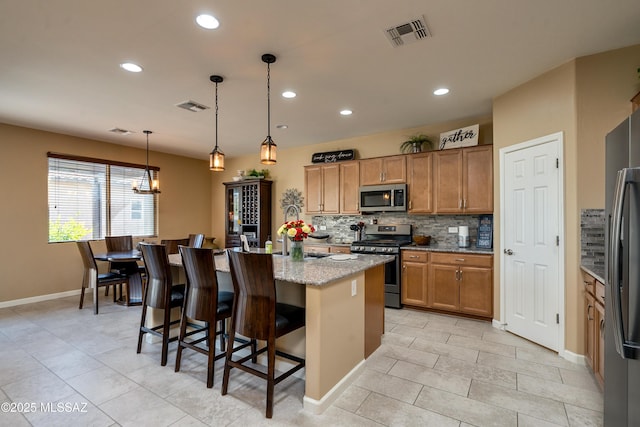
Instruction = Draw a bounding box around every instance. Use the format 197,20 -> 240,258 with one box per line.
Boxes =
224,180 -> 272,249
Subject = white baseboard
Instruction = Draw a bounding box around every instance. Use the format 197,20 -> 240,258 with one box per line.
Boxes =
560,349 -> 587,365
0,289 -> 81,309
303,359 -> 366,415
492,318 -> 506,330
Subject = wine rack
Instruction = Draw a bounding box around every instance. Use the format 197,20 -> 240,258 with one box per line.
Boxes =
224,180 -> 272,249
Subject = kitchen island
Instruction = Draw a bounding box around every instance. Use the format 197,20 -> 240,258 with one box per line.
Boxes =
168,250 -> 392,414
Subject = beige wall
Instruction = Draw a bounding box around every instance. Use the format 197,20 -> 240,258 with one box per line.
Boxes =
493,43 -> 640,354
0,124 -> 211,302
210,116 -> 493,247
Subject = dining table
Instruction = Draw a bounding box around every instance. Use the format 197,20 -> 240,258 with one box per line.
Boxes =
93,250 -> 144,306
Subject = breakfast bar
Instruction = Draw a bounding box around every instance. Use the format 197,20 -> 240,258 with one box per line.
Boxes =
168,251 -> 392,413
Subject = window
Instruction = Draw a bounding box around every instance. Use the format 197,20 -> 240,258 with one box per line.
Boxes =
48,153 -> 158,242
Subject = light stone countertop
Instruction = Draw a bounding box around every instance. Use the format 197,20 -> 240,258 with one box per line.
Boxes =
401,244 -> 494,255
168,252 -> 393,287
581,264 -> 605,284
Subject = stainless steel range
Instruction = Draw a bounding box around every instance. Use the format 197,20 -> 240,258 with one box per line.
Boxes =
350,224 -> 412,308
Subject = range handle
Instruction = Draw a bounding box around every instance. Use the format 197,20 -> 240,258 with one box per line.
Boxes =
609,167 -> 640,359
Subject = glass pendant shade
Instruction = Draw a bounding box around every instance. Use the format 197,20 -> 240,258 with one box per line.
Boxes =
209,147 -> 225,171
209,75 -> 225,171
260,53 -> 277,165
260,136 -> 277,164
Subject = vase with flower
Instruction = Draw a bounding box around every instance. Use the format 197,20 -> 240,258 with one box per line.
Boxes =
277,220 -> 315,262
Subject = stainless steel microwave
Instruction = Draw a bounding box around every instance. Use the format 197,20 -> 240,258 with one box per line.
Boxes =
359,184 -> 407,212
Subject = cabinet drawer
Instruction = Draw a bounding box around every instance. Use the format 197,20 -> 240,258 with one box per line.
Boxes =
430,252 -> 492,267
330,246 -> 351,254
582,271 -> 595,296
306,245 -> 330,254
596,280 -> 605,306
402,251 -> 429,263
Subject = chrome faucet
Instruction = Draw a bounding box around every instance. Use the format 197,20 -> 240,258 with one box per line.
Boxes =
282,204 -> 300,255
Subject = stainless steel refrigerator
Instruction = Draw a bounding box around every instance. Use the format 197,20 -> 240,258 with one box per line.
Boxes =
605,107 -> 640,426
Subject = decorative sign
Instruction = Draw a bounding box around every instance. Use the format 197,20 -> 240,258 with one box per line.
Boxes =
439,124 -> 479,150
311,149 -> 355,163
477,214 -> 493,249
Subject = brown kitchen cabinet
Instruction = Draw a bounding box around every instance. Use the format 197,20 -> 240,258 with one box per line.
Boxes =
429,252 -> 493,318
401,250 -> 430,307
340,160 -> 360,214
359,155 -> 406,185
407,152 -> 433,213
582,269 -> 605,389
433,145 -> 493,214
305,164 -> 340,214
224,180 -> 272,249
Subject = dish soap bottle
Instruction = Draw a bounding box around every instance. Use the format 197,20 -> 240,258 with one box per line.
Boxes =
265,235 -> 273,254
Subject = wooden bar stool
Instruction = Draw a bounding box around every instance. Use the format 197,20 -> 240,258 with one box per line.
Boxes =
137,243 -> 185,366
175,246 -> 235,388
223,251 -> 305,418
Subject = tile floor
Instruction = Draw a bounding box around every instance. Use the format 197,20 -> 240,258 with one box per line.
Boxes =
0,295 -> 603,426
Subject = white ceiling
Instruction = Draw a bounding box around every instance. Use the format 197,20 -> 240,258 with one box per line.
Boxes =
1,1 -> 639,161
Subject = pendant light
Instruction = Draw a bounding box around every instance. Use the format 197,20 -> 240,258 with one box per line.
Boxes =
209,75 -> 225,171
132,130 -> 160,194
260,53 -> 277,164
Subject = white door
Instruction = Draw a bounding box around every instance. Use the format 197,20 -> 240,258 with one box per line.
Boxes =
501,133 -> 563,351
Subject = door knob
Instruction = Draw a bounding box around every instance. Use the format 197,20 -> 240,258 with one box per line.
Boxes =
504,249 -> 514,255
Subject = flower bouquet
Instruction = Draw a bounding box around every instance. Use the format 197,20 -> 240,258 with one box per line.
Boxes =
277,220 -> 315,261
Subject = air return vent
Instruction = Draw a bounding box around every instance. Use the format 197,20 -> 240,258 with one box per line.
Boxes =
108,127 -> 133,135
176,100 -> 210,112
385,16 -> 430,47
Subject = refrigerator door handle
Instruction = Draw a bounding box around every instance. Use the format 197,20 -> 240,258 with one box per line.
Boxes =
609,167 -> 640,359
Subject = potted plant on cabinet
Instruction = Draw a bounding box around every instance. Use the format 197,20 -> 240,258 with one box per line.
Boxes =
400,134 -> 433,153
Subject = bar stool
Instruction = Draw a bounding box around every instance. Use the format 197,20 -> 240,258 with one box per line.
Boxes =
175,246 -> 235,388
137,243 -> 185,366
222,251 -> 305,419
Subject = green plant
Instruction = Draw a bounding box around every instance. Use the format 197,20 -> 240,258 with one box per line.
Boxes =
49,217 -> 92,242
247,168 -> 269,178
400,134 -> 433,153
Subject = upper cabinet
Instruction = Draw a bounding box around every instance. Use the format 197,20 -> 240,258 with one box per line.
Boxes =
305,164 -> 340,214
433,145 -> 493,214
359,155 -> 406,185
407,152 -> 433,213
340,161 -> 360,214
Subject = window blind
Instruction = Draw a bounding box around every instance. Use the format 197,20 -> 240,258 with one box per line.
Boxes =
47,155 -> 158,242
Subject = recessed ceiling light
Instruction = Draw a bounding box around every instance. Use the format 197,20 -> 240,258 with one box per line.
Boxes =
276,124 -> 288,129
340,109 -> 353,116
282,91 -> 296,98
196,14 -> 219,29
433,88 -> 450,96
120,62 -> 143,73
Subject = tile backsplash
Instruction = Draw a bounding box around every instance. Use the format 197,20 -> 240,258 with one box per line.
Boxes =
581,209 -> 605,271
311,213 -> 488,246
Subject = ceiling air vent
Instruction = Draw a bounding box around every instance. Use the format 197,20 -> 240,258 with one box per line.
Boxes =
385,16 -> 430,47
109,127 -> 133,135
176,100 -> 210,112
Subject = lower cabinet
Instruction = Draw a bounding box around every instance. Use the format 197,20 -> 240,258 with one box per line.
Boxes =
429,252 -> 493,318
582,270 -> 605,389
401,251 -> 429,307
401,250 -> 493,318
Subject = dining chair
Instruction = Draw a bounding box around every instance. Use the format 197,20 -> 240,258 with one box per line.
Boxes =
175,246 -> 236,388
160,238 -> 189,255
76,241 -> 129,315
105,235 -> 137,300
223,251 -> 305,418
188,233 -> 205,249
137,243 -> 185,366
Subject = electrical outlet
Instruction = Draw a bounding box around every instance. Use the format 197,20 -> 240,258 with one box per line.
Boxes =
351,280 -> 357,297
448,227 -> 458,233
319,225 -> 327,231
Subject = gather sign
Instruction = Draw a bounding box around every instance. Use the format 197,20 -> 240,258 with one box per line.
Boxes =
439,124 -> 479,150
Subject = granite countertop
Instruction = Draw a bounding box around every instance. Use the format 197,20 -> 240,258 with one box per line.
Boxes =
401,244 -> 494,255
168,252 -> 393,287
581,264 -> 605,283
